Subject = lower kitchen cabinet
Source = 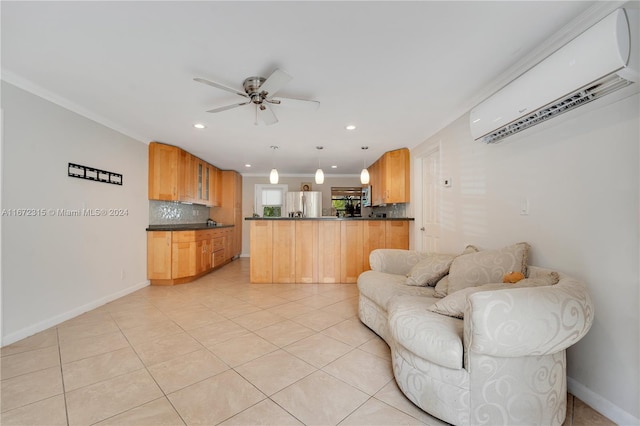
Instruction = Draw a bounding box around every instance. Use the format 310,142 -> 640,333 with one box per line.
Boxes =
341,221 -> 364,283
249,221 -> 273,284
318,221 -> 341,283
295,221 -> 318,283
272,221 -> 296,283
147,227 -> 235,285
147,231 -> 172,280
386,220 -> 410,249
363,220 -> 386,270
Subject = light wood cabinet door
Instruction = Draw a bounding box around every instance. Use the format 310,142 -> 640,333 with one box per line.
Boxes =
195,239 -> 206,275
209,165 -> 221,207
363,220 -> 386,270
148,143 -> 179,201
383,148 -> 410,204
272,221 -> 296,283
385,220 -> 409,249
318,221 -> 341,283
250,221 -> 273,283
370,159 -> 384,207
147,231 -> 172,279
340,221 -> 364,283
212,170 -> 243,258
178,151 -> 197,203
233,172 -> 243,257
172,241 -> 197,279
295,221 -> 318,283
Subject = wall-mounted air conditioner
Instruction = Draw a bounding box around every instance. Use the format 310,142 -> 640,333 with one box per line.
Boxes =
470,8 -> 638,144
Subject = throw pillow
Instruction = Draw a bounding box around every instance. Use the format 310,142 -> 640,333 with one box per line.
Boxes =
434,276 -> 449,298
428,270 -> 559,319
447,242 -> 530,295
405,253 -> 457,287
433,245 -> 480,297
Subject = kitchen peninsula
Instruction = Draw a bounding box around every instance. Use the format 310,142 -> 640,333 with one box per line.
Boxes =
247,217 -> 413,284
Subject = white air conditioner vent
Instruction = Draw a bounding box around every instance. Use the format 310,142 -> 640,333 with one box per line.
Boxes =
479,74 -> 632,143
471,8 -> 638,144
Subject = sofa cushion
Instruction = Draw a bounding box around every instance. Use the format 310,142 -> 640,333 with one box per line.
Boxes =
357,270 -> 436,312
447,242 -> 530,295
388,295 -> 464,370
405,253 -> 457,287
428,271 -> 560,319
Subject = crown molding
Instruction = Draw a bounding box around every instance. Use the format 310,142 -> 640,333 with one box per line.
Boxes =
1,70 -> 150,144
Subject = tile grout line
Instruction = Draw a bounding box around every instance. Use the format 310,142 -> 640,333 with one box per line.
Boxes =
110,310 -> 191,426
55,326 -> 71,426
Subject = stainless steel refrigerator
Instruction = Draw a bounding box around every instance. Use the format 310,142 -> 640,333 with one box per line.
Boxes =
285,191 -> 322,217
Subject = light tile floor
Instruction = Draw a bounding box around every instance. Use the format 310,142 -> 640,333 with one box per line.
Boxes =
1,258 -> 615,425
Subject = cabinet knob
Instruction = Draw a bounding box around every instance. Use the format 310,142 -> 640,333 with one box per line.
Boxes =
420,227 -> 425,231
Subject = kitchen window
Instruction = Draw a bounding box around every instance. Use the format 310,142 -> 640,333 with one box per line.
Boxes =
331,186 -> 363,217
255,184 -> 288,217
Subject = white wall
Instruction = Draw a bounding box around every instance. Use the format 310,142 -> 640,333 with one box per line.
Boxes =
412,93 -> 639,424
1,82 -> 149,345
239,175 -> 363,257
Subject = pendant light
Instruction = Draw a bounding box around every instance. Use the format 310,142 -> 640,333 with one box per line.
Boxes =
360,146 -> 370,185
269,146 -> 279,184
315,146 -> 324,185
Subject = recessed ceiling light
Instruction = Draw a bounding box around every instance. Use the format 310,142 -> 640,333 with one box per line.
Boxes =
245,164 -> 251,168
331,165 -> 338,169
193,123 -> 206,129
345,125 -> 356,130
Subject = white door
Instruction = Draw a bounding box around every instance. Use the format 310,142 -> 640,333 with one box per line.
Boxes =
422,150 -> 440,252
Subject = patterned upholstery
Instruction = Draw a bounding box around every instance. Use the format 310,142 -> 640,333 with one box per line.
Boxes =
357,250 -> 594,426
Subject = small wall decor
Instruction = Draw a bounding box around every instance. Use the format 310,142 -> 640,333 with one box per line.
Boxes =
68,163 -> 123,185
301,182 -> 312,191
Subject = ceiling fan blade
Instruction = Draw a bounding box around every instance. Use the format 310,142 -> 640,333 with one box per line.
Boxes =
194,77 -> 247,98
206,101 -> 250,113
258,69 -> 292,97
261,104 -> 279,126
271,96 -> 320,110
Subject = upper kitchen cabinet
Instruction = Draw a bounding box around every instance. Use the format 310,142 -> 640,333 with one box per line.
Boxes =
148,142 -> 180,201
209,165 -> 221,207
149,142 -> 220,207
368,148 -> 410,205
179,150 -> 198,203
383,148 -> 410,204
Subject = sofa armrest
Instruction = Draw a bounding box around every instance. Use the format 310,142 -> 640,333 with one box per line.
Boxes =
463,277 -> 594,359
369,249 -> 426,275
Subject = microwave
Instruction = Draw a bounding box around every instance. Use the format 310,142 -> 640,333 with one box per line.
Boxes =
362,186 -> 371,207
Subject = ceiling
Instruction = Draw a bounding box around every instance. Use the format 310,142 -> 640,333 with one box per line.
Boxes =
1,1 -> 599,177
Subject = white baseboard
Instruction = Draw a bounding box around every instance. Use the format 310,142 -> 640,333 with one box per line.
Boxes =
568,377 -> 640,425
1,280 -> 150,347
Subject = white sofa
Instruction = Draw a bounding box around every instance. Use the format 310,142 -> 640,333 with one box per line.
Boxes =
357,248 -> 594,426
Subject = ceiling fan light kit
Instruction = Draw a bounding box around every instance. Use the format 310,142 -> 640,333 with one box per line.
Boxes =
194,68 -> 319,126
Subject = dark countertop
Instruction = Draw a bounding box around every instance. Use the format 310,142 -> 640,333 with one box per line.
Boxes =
146,223 -> 234,231
244,217 -> 414,221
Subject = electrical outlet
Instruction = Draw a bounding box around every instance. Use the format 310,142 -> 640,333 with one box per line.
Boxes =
443,178 -> 452,187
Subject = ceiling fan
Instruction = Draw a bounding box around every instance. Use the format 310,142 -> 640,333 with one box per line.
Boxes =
194,69 -> 319,126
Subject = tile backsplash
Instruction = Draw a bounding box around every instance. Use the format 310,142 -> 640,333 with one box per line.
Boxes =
149,200 -> 210,225
370,203 -> 407,218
